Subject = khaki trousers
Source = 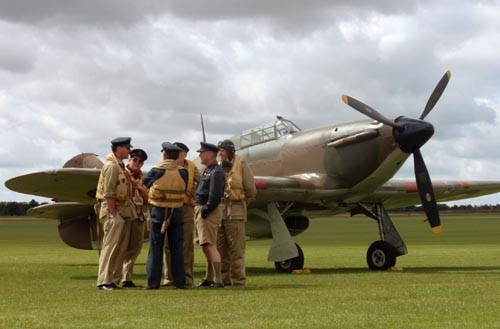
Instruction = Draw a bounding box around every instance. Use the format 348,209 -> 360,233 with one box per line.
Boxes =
121,219 -> 145,282
164,205 -> 195,285
97,214 -> 130,286
217,218 -> 246,285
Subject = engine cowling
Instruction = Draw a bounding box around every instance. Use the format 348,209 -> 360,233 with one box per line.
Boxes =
58,214 -> 101,250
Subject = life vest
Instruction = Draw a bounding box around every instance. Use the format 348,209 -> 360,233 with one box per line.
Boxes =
96,153 -> 133,204
148,159 -> 186,208
183,159 -> 196,204
225,154 -> 245,201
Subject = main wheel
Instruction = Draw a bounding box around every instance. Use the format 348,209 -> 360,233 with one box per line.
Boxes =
274,243 -> 304,273
366,240 -> 397,271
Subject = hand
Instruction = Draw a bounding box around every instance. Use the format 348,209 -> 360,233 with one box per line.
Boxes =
110,213 -> 124,221
201,207 -> 209,219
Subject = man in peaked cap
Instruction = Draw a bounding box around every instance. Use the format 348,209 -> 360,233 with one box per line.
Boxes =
163,142 -> 201,287
143,142 -> 188,289
95,137 -> 137,291
121,148 -> 149,288
194,142 -> 225,288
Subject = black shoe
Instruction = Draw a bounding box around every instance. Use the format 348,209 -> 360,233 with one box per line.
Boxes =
196,280 -> 215,287
97,284 -> 115,291
110,283 -> 122,289
143,286 -> 160,290
122,281 -> 137,288
208,282 -> 224,288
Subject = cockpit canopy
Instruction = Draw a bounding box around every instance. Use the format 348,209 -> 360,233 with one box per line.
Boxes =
231,116 -> 301,150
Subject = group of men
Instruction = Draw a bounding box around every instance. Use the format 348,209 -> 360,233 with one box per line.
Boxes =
94,137 -> 256,291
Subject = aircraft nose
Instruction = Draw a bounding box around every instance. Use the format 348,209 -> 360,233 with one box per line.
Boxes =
393,117 -> 435,153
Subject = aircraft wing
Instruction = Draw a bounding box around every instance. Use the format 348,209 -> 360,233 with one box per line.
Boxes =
368,180 -> 500,209
6,170 -> 500,210
27,202 -> 95,219
253,176 -> 500,209
4,168 -> 100,204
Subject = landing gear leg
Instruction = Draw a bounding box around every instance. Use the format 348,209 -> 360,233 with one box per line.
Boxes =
263,202 -> 305,273
354,203 -> 408,270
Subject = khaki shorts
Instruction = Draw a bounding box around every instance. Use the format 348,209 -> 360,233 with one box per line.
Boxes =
195,204 -> 222,245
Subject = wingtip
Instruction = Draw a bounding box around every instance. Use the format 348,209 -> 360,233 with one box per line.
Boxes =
341,94 -> 348,105
432,225 -> 442,235
446,70 -> 451,79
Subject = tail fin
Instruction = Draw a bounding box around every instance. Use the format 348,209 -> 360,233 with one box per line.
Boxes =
63,153 -> 103,169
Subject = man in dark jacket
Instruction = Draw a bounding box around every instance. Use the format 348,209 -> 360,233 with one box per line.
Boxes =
194,142 -> 225,288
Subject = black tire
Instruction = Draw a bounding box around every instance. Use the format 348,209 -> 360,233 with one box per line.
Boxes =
366,240 -> 397,271
274,243 -> 304,273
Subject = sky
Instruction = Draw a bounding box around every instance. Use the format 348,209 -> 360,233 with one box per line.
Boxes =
1,0 -> 500,205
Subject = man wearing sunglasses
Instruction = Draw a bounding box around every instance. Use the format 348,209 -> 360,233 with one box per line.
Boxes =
121,148 -> 149,288
95,137 -> 138,291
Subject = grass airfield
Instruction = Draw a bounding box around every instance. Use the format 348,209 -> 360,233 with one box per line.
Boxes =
1,213 -> 499,329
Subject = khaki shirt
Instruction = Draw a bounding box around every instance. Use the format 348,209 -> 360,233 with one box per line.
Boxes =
97,154 -> 137,220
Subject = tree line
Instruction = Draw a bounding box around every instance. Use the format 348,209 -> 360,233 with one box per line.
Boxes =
390,204 -> 500,213
0,200 -> 46,216
1,200 -> 499,216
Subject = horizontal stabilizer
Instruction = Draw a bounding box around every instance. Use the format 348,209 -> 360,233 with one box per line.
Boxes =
28,202 -> 94,220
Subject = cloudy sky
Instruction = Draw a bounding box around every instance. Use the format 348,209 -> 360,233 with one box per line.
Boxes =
1,0 -> 500,205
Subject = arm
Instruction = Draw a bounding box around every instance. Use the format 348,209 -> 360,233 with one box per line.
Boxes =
142,168 -> 165,188
102,164 -> 119,216
105,197 -> 118,217
136,181 -> 149,203
201,169 -> 225,217
188,166 -> 202,206
179,168 -> 189,190
242,161 -> 257,204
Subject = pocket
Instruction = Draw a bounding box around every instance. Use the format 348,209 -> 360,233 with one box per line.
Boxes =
117,205 -> 133,219
229,201 -> 246,219
112,213 -> 124,222
98,205 -> 108,221
150,207 -> 165,224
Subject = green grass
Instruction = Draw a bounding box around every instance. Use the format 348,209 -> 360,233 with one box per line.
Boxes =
1,214 -> 500,328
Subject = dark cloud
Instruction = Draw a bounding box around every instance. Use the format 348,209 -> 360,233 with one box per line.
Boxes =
0,0 -> 427,28
1,1 -> 500,205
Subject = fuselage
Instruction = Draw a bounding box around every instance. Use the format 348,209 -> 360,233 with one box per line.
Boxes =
232,117 -> 410,192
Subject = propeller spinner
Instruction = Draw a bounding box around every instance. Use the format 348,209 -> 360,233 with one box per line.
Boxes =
341,70 -> 451,234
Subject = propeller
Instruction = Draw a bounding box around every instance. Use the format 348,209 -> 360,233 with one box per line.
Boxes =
341,70 -> 451,234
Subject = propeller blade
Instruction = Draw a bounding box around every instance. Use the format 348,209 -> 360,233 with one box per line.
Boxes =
420,70 -> 451,120
341,95 -> 400,129
413,149 -> 441,234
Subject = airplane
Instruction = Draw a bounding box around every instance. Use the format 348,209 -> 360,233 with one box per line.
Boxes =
5,70 -> 500,273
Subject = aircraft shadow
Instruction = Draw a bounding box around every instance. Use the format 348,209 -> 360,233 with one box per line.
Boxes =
401,266 -> 500,274
67,264 -> 500,282
280,266 -> 500,275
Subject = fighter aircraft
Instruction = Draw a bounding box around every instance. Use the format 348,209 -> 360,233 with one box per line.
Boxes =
5,70 -> 500,272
